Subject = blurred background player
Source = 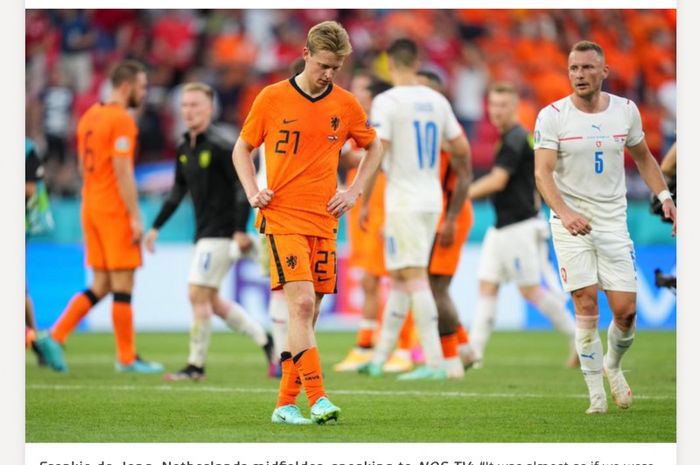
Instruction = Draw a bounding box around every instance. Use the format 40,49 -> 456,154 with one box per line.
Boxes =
334,71 -> 391,372
534,41 -> 676,414
25,137 -> 53,366
144,82 -> 274,381
416,70 -> 474,379
462,82 -> 577,370
359,38 -> 471,380
233,20 -> 382,424
36,60 -> 163,374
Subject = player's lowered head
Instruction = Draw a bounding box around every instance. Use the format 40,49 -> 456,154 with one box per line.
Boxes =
487,81 -> 520,134
300,20 -> 352,95
568,40 -> 609,102
109,60 -> 147,109
181,82 -> 215,137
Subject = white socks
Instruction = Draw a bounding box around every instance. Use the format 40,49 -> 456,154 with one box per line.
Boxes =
468,295 -> 497,360
371,285 -> 411,365
409,284 -> 444,369
188,303 -> 213,367
575,314 -> 605,408
216,300 -> 268,346
531,289 -> 575,339
605,319 -> 635,370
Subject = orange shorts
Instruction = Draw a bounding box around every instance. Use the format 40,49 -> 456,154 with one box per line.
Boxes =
429,201 -> 474,276
266,234 -> 337,294
82,206 -> 142,271
348,217 -> 386,277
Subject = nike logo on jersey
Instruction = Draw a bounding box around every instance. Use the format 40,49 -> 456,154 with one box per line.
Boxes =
283,118 -> 298,124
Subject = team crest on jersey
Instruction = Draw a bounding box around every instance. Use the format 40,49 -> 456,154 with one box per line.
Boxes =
179,154 -> 188,164
198,150 -> 211,168
286,255 -> 298,270
330,116 -> 340,131
114,136 -> 131,152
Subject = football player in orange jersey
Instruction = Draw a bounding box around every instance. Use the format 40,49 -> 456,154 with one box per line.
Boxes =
36,61 -> 163,374
233,21 -> 382,425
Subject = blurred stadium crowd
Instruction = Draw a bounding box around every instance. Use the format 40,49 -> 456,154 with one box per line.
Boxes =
25,9 -> 676,197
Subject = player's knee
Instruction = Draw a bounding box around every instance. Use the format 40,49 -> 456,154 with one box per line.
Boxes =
571,288 -> 597,314
613,304 -> 636,330
289,294 -> 315,321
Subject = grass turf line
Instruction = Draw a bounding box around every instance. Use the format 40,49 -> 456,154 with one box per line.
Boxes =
26,331 -> 675,442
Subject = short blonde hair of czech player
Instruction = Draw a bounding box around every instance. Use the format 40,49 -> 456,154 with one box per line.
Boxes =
306,21 -> 352,57
182,82 -> 214,101
488,81 -> 519,99
570,40 -> 605,60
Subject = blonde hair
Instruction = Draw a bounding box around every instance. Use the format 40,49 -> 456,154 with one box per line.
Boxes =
571,40 -> 605,59
306,21 -> 352,57
488,81 -> 518,97
183,82 -> 214,101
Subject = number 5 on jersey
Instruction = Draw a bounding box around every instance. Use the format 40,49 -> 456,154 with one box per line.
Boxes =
594,150 -> 604,174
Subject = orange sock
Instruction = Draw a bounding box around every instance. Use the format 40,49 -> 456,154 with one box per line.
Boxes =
456,324 -> 469,345
276,352 -> 302,407
356,328 -> 374,348
398,312 -> 413,350
51,290 -> 100,344
293,347 -> 326,407
440,333 -> 459,358
112,293 -> 136,364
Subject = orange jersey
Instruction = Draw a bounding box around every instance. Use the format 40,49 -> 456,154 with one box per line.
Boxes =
240,79 -> 376,239
76,103 -> 138,214
347,166 -> 386,276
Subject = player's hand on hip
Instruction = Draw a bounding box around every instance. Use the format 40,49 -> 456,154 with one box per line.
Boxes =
561,211 -> 592,236
662,200 -> 677,236
327,188 -> 358,218
144,229 -> 158,254
249,189 -> 274,209
438,219 -> 456,247
130,216 -> 144,244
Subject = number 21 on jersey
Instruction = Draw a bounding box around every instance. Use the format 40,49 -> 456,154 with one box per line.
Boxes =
413,120 -> 437,169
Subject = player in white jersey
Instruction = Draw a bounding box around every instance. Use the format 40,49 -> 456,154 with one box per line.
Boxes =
359,38 -> 472,380
534,41 -> 676,414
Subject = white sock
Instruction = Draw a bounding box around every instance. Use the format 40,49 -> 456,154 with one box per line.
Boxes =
409,286 -> 444,369
532,289 -> 576,339
268,290 -> 289,358
605,319 -> 635,370
372,286 -> 410,366
575,315 -> 605,401
469,295 -> 497,360
188,314 -> 212,368
218,300 -> 268,346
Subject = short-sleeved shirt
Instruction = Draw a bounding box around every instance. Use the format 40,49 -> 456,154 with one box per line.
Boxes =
492,124 -> 538,228
371,85 -> 463,214
534,93 -> 644,231
240,78 -> 376,239
76,102 -> 138,215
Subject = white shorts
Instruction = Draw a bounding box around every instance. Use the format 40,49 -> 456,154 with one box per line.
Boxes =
550,222 -> 637,293
477,217 -> 543,286
384,210 -> 440,271
188,238 -> 233,288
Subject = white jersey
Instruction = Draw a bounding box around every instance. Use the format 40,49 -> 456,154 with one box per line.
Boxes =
371,85 -> 462,213
534,93 -> 645,231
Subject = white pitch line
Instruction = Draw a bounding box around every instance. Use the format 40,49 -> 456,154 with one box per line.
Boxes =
26,383 -> 675,401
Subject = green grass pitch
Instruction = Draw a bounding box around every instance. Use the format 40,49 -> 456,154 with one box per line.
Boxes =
26,330 -> 675,442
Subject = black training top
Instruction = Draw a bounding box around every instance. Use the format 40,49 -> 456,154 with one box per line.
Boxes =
152,126 -> 250,241
492,124 -> 539,228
